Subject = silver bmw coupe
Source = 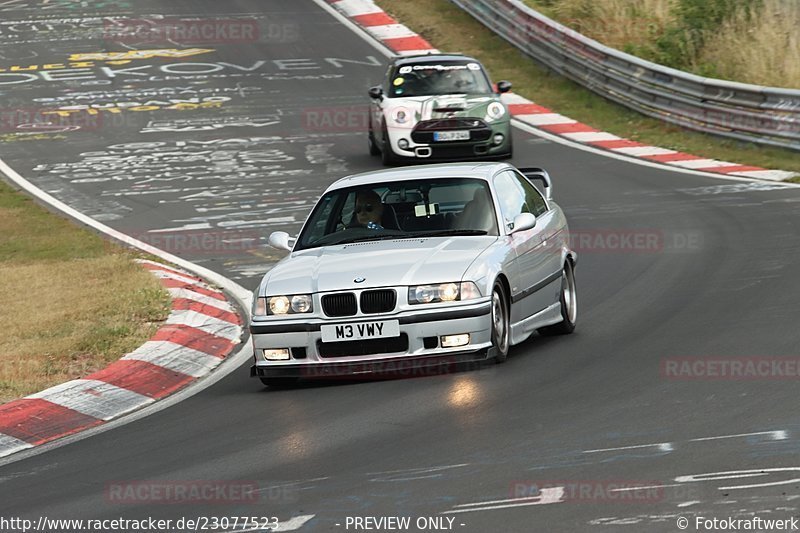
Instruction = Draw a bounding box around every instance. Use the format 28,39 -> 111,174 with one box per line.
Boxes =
250,162 -> 577,387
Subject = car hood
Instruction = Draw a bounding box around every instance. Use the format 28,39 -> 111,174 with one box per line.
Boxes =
387,94 -> 504,123
262,237 -> 496,295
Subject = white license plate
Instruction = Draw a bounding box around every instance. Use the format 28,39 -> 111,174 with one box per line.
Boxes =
321,320 -> 400,342
433,130 -> 470,142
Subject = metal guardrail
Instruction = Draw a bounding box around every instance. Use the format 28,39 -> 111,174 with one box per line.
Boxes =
450,0 -> 800,151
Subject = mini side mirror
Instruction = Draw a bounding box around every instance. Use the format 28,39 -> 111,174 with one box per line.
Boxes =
510,212 -> 536,234
496,80 -> 512,93
368,86 -> 383,99
268,231 -> 292,252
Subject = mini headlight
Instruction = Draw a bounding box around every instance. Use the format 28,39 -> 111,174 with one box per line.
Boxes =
391,107 -> 410,125
487,101 -> 506,120
269,296 -> 290,315
291,294 -> 313,313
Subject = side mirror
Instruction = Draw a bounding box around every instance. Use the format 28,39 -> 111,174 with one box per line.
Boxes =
509,212 -> 536,234
368,86 -> 383,99
268,231 -> 292,252
496,80 -> 512,93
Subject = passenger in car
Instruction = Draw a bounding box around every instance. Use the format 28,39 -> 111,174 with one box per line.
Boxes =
457,187 -> 496,233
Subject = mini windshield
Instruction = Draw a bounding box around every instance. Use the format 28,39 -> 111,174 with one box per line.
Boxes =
388,61 -> 493,98
295,178 -> 498,250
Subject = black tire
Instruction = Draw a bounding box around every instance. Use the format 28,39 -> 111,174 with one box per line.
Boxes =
380,122 -> 398,166
502,131 -> 513,159
538,260 -> 577,336
490,281 -> 511,363
368,126 -> 380,156
260,377 -> 299,388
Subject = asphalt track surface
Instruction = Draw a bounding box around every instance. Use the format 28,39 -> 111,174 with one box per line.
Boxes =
1,1 -> 800,531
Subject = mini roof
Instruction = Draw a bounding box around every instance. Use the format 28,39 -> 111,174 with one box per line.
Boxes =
390,53 -> 482,66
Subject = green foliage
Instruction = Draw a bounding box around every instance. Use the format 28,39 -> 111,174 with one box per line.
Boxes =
654,0 -> 762,68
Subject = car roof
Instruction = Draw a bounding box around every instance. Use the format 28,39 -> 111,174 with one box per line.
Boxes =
391,53 -> 482,66
328,162 -> 512,190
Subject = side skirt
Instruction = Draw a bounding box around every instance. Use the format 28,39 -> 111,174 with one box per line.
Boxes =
509,302 -> 562,345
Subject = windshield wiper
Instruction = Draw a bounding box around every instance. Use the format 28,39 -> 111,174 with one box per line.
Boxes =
411,229 -> 489,237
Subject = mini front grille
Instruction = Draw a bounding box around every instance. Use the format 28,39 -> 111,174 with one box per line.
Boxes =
360,289 -> 397,314
321,293 -> 357,317
415,118 -> 487,130
317,334 -> 409,357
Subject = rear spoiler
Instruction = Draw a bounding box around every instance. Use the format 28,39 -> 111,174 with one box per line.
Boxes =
519,167 -> 552,201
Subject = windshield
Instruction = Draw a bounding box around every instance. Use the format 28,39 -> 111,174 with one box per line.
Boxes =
388,61 -> 493,98
295,177 -> 498,250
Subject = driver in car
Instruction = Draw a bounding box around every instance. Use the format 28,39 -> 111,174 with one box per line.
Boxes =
354,190 -> 384,230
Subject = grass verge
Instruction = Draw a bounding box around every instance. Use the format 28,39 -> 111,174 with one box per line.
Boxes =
0,180 -> 171,403
375,0 -> 800,182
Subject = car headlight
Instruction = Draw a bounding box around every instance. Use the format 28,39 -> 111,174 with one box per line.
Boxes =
391,106 -> 410,125
487,102 -> 506,121
254,295 -> 314,316
408,282 -> 482,304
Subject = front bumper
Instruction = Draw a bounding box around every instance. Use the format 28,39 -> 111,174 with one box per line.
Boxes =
250,300 -> 493,378
251,349 -> 494,379
388,120 -> 512,161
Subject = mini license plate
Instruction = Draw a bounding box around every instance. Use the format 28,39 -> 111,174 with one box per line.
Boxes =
433,130 -> 470,142
321,320 -> 400,342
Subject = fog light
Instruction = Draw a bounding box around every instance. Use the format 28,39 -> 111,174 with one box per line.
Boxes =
492,133 -> 504,146
398,138 -> 410,150
263,349 -> 290,361
441,334 -> 470,348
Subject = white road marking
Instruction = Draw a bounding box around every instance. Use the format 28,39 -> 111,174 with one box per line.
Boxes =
123,341 -> 224,377
368,463 -> 469,482
29,380 -> 153,421
669,158 -> 734,169
689,430 -> 788,442
562,131 -> 621,142
675,468 -> 800,491
333,0 -> 383,17
609,484 -> 682,493
735,169 -> 798,180
442,487 -> 564,514
517,113 -> 576,126
677,501 -> 701,508
250,477 -> 330,491
396,49 -> 440,56
583,442 -> 673,453
612,146 -> 677,157
165,310 -> 241,340
364,23 -> 417,41
0,435 -> 33,458
510,119 -> 800,185
272,515 -> 316,531
167,288 -> 235,312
